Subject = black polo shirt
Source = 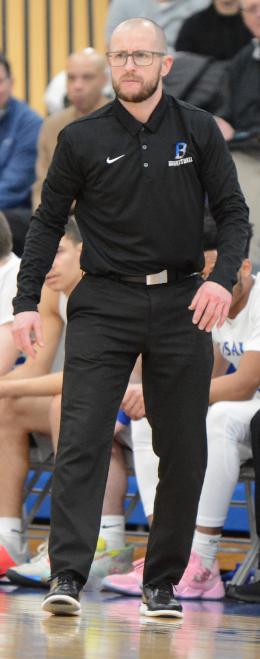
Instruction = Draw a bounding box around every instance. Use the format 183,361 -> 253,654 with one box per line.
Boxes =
13,93 -> 249,313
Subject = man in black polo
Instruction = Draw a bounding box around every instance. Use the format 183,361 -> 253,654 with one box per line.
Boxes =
12,18 -> 248,618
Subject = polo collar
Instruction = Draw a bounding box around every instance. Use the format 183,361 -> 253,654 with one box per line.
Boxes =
113,93 -> 169,135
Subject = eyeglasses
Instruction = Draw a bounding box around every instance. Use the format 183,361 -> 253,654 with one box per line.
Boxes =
106,50 -> 167,67
241,4 -> 260,15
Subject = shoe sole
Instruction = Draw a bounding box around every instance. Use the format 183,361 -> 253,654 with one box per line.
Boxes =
7,570 -> 49,589
41,594 -> 81,616
178,594 -> 225,602
176,583 -> 225,602
177,593 -> 224,601
139,603 -> 183,618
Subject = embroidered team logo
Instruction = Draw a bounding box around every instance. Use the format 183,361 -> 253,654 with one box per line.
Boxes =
168,142 -> 193,167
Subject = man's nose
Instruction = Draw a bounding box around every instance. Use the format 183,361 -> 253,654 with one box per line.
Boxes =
124,54 -> 137,70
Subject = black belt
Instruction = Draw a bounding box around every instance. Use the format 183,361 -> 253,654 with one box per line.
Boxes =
108,269 -> 197,286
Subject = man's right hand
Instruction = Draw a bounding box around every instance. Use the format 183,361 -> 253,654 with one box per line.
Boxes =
11,311 -> 44,358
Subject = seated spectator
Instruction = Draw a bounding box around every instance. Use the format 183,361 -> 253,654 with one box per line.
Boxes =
227,409 -> 260,602
0,212 -> 20,373
44,47 -> 111,116
33,49 -> 109,210
105,0 -> 210,53
175,1 -> 251,60
0,54 -> 42,256
214,0 -> 260,269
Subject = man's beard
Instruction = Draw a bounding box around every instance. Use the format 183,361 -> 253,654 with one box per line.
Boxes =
112,74 -> 160,103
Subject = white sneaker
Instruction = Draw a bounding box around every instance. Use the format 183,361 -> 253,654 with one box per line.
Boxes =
6,538 -> 50,587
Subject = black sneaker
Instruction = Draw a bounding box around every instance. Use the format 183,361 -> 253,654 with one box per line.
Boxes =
140,584 -> 183,618
41,572 -> 83,616
226,579 -> 260,603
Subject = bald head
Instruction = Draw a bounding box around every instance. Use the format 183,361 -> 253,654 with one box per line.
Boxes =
66,49 -> 106,73
66,48 -> 107,114
110,18 -> 167,53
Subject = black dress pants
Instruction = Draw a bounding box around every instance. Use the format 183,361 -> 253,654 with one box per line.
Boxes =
49,273 -> 213,586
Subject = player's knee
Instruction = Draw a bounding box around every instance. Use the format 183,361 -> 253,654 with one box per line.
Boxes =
206,401 -> 234,443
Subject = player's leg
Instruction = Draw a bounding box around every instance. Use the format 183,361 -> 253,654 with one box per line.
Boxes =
178,399 -> 260,599
0,395 -> 52,572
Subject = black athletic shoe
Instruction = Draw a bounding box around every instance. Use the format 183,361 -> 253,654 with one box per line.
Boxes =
41,573 -> 83,616
140,584 -> 183,618
226,580 -> 260,603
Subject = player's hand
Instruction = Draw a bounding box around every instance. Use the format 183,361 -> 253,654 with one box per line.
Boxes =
189,281 -> 232,332
121,383 -> 145,420
11,311 -> 44,359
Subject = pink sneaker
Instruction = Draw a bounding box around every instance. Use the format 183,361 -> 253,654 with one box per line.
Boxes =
102,558 -> 144,596
176,551 -> 225,600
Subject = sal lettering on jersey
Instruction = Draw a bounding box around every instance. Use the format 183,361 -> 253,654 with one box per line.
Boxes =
222,341 -> 244,357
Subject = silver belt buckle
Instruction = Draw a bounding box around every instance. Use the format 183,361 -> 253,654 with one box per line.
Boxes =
146,269 -> 168,285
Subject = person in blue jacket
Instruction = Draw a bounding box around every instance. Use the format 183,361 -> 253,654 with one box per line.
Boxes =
0,53 -> 42,255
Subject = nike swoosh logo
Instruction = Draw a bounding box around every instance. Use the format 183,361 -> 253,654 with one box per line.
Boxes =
101,524 -> 122,529
106,154 -> 125,164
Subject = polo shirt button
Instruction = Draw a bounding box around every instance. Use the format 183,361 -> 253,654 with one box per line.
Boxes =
143,162 -> 149,167
142,144 -> 148,150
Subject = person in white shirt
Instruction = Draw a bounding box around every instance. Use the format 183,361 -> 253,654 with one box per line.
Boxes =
177,241 -> 260,599
0,211 -> 20,374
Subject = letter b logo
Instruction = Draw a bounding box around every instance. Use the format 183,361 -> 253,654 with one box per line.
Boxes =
175,142 -> 187,160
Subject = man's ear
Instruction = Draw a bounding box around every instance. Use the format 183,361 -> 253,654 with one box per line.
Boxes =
161,55 -> 174,78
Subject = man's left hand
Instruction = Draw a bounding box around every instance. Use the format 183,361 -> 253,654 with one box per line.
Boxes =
189,281 -> 232,332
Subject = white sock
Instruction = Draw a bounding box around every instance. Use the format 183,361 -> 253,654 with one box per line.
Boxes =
99,515 -> 125,550
0,517 -> 22,552
192,530 -> 221,570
